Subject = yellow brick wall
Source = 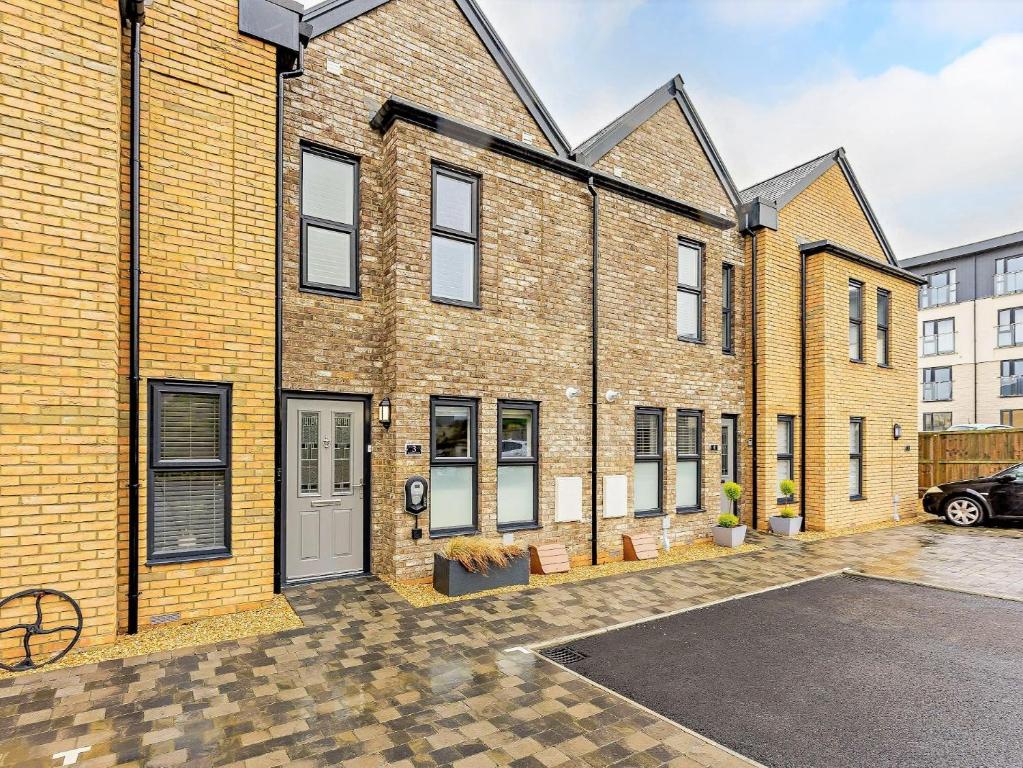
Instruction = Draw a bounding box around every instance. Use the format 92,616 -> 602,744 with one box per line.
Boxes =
116,0 -> 280,628
1,0 -> 123,658
755,161 -> 918,530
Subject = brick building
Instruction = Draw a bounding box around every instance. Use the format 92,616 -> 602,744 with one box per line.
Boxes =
1,0 -> 919,657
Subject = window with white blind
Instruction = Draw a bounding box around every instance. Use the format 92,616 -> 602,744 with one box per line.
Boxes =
675,410 -> 702,512
634,408 -> 663,516
300,144 -> 359,296
677,239 -> 703,341
431,165 -> 480,306
148,381 -> 231,563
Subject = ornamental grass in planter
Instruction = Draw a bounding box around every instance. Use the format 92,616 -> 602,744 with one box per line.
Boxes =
433,537 -> 529,597
770,480 -> 803,536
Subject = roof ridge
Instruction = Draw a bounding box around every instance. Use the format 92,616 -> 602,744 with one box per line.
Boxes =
571,75 -> 682,158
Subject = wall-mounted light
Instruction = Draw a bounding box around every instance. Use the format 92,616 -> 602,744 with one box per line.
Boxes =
565,386 -> 580,400
379,397 -> 392,429
605,390 -> 621,403
892,423 -> 902,441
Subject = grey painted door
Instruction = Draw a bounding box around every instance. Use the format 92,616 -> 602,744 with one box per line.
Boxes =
720,416 -> 736,514
286,399 -> 364,582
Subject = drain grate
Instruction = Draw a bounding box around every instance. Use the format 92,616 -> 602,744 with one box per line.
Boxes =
541,645 -> 589,665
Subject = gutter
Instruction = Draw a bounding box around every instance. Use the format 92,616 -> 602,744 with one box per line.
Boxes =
126,6 -> 143,635
273,39 -> 306,594
588,178 -> 599,566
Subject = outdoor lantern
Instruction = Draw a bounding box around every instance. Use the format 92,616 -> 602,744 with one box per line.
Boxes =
893,423 -> 902,440
379,397 -> 392,429
605,390 -> 621,403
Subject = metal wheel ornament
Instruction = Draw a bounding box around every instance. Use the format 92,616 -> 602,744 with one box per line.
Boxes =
945,498 -> 982,527
0,589 -> 83,672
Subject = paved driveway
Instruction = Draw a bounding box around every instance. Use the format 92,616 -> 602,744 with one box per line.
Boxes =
0,522 -> 1020,768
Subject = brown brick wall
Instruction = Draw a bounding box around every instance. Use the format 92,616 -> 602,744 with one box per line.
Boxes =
116,0 -> 280,628
1,0 -> 123,658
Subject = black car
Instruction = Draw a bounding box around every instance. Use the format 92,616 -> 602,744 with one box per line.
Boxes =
923,463 -> 1023,526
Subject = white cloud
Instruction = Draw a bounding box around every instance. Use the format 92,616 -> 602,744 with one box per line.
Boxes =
695,34 -> 1023,255
891,0 -> 1023,39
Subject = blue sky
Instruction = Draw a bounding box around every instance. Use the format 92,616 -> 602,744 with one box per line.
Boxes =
475,0 -> 1023,257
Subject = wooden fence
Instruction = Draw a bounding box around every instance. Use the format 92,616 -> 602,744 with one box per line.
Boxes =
919,428 -> 1023,490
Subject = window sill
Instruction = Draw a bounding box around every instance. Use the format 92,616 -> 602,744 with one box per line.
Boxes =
299,283 -> 361,300
677,336 -> 705,345
146,550 -> 232,567
849,358 -> 865,365
877,364 -> 892,369
635,509 -> 666,519
497,522 -> 542,533
850,495 -> 866,502
722,349 -> 735,356
431,296 -> 482,310
675,507 -> 706,515
429,526 -> 479,539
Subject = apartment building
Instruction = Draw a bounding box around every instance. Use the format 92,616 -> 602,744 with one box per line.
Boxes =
1,0 -> 919,660
901,231 -> 1023,429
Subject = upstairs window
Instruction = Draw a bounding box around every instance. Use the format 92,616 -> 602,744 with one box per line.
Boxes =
301,145 -> 359,296
995,255 -> 1023,296
922,318 -> 955,356
1000,360 -> 1023,398
876,289 -> 891,366
997,307 -> 1023,348
849,280 -> 864,362
431,165 -> 480,307
675,410 -> 702,512
634,408 -> 663,516
148,381 -> 231,562
721,263 -> 735,353
922,367 -> 952,402
919,269 -> 956,308
677,239 -> 703,341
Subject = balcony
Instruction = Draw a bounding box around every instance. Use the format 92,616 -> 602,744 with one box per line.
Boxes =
921,332 -> 955,356
919,283 -> 957,309
922,381 -> 952,402
1000,374 -> 1023,398
997,322 -> 1023,348
995,271 -> 1023,296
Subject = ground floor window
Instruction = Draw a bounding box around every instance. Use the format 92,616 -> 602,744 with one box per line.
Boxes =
923,412 -> 952,431
430,397 -> 477,535
776,415 -> 794,500
849,418 -> 864,499
634,408 -> 663,516
148,381 -> 231,562
675,410 -> 702,511
1001,409 -> 1023,427
497,400 -> 538,529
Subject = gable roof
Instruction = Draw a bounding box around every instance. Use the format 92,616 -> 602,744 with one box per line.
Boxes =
571,75 -> 741,209
899,230 -> 1023,269
740,147 -> 898,267
301,0 -> 571,157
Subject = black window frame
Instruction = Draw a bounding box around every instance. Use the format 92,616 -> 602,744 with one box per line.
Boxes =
922,317 -> 955,356
776,415 -> 795,503
147,380 -> 232,565
1000,359 -> 1023,398
721,262 -> 735,354
849,279 -> 864,362
675,409 -> 702,513
849,417 -> 864,500
676,238 -> 704,343
429,396 -> 479,537
922,366 -> 953,402
1000,409 -> 1023,427
299,142 -> 360,298
430,163 -> 481,309
876,288 -> 891,367
995,255 -> 1023,296
496,400 -> 540,532
923,412 -> 952,431
919,268 -> 956,308
997,307 -> 1023,348
634,407 -> 664,517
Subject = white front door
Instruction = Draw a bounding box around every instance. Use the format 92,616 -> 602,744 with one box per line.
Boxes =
285,399 -> 365,582
720,416 -> 736,514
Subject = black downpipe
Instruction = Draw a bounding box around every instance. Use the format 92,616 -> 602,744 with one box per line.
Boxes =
749,233 -> 759,530
127,13 -> 142,636
273,45 -> 305,594
588,178 -> 599,566
799,252 -> 807,529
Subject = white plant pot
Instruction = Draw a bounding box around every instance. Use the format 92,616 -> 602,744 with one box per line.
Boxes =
769,516 -> 803,536
713,524 -> 747,548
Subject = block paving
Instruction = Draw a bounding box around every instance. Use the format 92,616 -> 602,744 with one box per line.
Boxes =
1,522 -> 1020,768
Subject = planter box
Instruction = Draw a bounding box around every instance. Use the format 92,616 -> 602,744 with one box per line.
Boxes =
769,516 -> 803,536
713,524 -> 747,548
433,552 -> 529,597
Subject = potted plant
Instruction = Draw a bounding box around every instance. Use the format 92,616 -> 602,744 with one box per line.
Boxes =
433,537 -> 529,597
770,480 -> 803,536
713,512 -> 747,547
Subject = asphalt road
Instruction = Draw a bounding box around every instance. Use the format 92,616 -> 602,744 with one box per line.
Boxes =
556,574 -> 1023,768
